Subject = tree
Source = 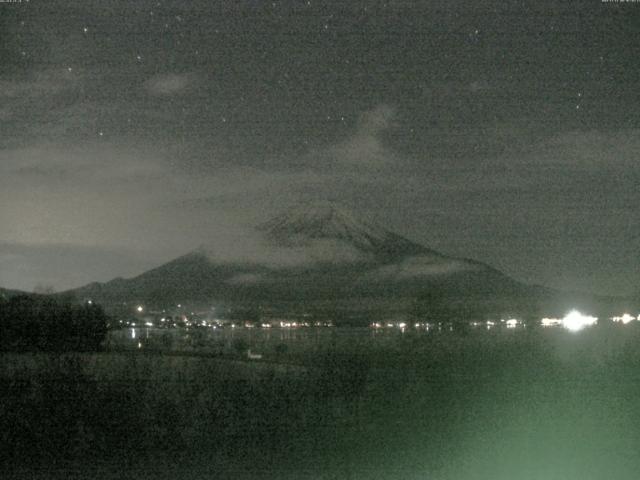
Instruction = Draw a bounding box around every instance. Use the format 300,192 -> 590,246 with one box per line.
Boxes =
0,295 -> 109,352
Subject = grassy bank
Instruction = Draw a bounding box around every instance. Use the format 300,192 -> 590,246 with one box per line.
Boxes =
3,325 -> 640,479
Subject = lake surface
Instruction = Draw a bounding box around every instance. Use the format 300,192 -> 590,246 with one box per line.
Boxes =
107,323 -> 517,356
106,322 -> 631,363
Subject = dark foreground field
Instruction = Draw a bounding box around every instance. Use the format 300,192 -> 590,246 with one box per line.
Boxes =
3,325 -> 640,479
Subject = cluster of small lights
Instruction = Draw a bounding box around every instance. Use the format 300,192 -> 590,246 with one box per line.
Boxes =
371,321 -> 433,331
541,317 -> 562,327
125,304 -> 636,336
611,313 -> 638,324
367,311 -> 621,333
279,321 -> 311,328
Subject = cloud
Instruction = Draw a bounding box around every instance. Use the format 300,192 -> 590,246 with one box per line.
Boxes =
0,143 -> 167,182
144,73 -> 194,96
0,142 -> 181,250
0,136 -> 376,278
369,255 -> 477,281
537,130 -> 640,169
360,104 -> 397,136
0,242 -> 156,291
319,104 -> 398,168
202,233 -> 372,269
0,68 -> 80,99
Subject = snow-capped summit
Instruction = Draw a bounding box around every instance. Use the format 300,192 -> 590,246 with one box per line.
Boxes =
258,202 -> 427,258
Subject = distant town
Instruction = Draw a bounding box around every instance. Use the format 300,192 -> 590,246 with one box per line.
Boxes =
114,301 -> 640,333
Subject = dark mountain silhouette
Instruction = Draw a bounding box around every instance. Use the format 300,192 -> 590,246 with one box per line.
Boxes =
66,203 -> 621,322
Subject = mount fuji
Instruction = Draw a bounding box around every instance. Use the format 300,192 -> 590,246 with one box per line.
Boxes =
69,203 -> 558,322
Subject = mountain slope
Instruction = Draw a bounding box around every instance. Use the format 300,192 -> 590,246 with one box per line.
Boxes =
257,203 -> 429,260
69,204 -> 558,320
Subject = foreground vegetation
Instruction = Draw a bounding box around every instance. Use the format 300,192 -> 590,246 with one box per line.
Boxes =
0,295 -> 108,352
2,325 -> 640,479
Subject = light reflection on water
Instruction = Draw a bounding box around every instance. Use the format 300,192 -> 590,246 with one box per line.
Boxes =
107,324 -> 636,369
108,325 -> 431,354
112,326 -> 359,346
107,322 -> 530,357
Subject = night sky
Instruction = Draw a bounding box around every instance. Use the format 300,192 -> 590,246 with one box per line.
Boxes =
1,0 -> 639,295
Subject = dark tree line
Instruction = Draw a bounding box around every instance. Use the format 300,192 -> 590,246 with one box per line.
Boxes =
0,295 -> 108,352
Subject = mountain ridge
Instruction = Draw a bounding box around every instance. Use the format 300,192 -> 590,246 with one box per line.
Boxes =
63,204 -> 625,322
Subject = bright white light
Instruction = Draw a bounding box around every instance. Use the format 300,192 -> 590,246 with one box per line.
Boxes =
130,328 -> 136,339
398,322 -> 407,329
541,317 -> 562,327
136,305 -> 144,313
504,319 -> 519,329
612,313 -> 635,324
562,310 -> 598,332
145,321 -> 153,327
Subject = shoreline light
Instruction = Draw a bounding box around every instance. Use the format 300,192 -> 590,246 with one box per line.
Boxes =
562,310 -> 598,332
612,313 -> 635,324
541,317 -> 562,327
504,318 -> 519,329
